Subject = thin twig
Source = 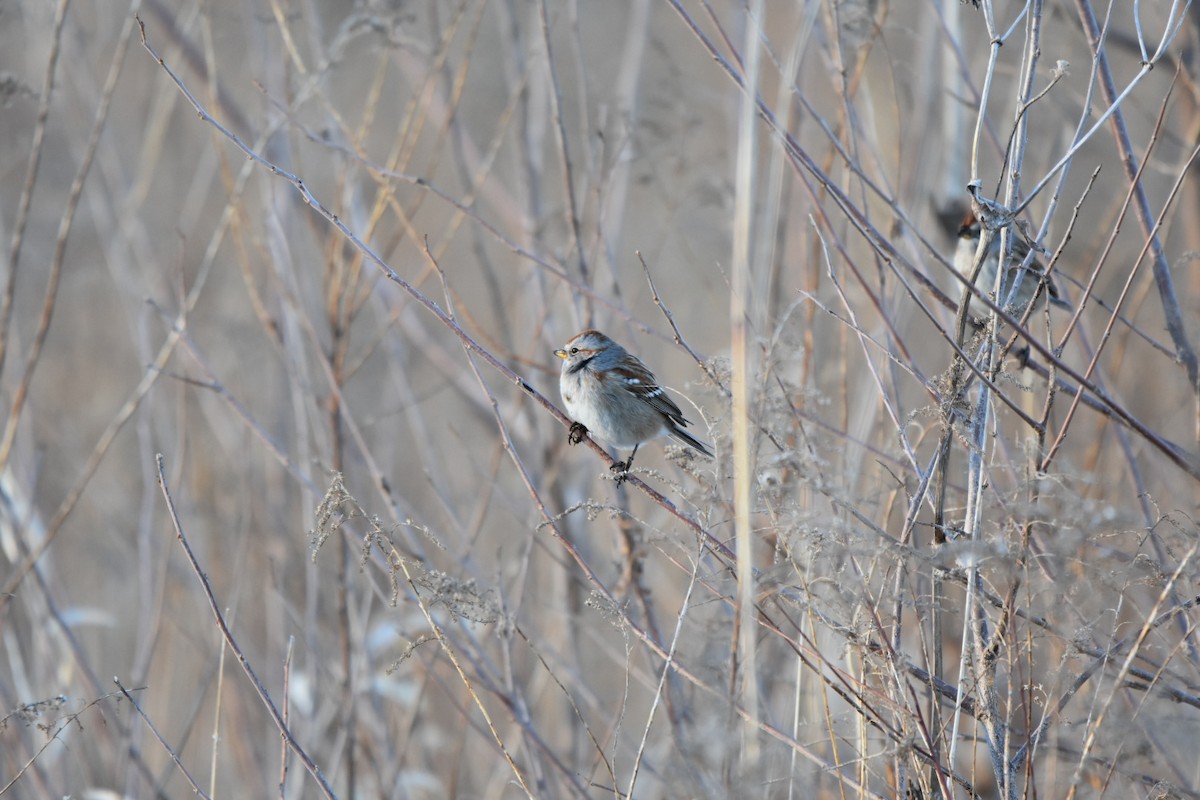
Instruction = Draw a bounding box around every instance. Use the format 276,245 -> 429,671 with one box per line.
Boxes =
154,455 -> 337,798
115,679 -> 213,800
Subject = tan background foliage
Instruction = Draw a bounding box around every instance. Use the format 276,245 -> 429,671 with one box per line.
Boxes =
1,0 -> 1199,797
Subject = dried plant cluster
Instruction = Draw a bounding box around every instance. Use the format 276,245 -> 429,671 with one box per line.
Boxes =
1,1 -> 1198,798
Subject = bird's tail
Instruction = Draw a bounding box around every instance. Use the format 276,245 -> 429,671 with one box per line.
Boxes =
668,426 -> 714,459
1045,273 -> 1072,309
1047,290 -> 1072,309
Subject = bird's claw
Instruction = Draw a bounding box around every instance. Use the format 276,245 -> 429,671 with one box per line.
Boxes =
609,459 -> 631,485
567,422 -> 588,446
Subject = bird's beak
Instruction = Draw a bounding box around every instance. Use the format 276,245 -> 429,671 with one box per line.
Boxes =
554,349 -> 568,359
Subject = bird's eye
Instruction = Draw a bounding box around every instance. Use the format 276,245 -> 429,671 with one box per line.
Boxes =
569,347 -> 578,355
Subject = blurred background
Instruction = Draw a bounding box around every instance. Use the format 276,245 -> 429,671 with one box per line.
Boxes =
2,0 -> 1199,797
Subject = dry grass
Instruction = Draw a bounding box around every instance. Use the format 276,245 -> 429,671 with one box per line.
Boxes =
2,0 -> 1199,797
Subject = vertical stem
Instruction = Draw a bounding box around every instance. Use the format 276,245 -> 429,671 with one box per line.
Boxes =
732,0 -> 764,772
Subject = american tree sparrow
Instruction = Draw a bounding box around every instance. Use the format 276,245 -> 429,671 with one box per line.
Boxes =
953,211 -> 1070,321
554,330 -> 712,480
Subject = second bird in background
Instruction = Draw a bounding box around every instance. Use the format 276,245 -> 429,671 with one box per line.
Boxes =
953,211 -> 1071,321
554,330 -> 712,481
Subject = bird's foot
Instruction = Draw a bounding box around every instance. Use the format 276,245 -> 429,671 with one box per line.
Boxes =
567,422 -> 588,446
609,459 -> 631,485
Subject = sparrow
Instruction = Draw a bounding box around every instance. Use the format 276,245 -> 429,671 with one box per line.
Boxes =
554,330 -> 712,480
953,212 -> 1070,320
